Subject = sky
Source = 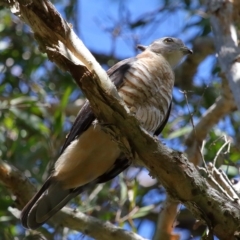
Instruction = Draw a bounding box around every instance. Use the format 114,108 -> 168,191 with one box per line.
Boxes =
78,0 -> 215,95
79,0 -> 194,57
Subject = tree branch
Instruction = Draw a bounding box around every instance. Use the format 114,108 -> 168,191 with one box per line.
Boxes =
157,3 -> 240,236
155,0 -> 240,234
156,79 -> 237,240
154,196 -> 180,240
0,159 -> 145,240
207,0 -> 240,110
4,0 -> 240,239
0,159 -> 35,209
69,56 -> 240,240
185,78 -> 236,165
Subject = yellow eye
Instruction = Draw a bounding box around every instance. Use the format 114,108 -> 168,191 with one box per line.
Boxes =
164,38 -> 174,43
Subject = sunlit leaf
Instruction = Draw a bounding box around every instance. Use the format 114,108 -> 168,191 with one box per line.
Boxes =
167,126 -> 192,139
132,205 -> 155,219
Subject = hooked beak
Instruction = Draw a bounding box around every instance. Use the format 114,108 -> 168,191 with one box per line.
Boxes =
181,46 -> 193,55
137,44 -> 147,52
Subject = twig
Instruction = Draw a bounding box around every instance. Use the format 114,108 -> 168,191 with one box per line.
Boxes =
181,90 -> 208,168
154,196 -> 180,240
212,139 -> 230,167
185,82 -> 236,165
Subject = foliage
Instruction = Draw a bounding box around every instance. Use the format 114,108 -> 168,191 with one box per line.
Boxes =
0,0 -> 240,239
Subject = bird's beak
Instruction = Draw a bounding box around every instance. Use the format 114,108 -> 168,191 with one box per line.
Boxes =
181,47 -> 193,55
137,45 -> 148,52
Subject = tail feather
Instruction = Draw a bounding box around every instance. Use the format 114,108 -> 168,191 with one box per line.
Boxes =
21,178 -> 51,229
20,178 -> 83,230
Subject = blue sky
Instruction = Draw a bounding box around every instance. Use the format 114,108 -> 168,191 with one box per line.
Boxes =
78,0 -> 215,88
79,0 -> 195,57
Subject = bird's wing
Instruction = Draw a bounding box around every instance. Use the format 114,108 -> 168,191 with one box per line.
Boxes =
21,58 -> 134,229
154,101 -> 172,136
59,101 -> 95,155
21,55 -> 172,229
97,155 -> 131,183
107,58 -> 133,86
59,58 -> 134,155
91,59 -> 134,183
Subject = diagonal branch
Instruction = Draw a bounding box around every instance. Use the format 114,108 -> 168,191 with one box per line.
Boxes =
156,78 -> 237,240
157,0 -> 240,236
185,78 -> 236,165
207,0 -> 240,110
4,0 -> 240,239
67,56 -> 240,240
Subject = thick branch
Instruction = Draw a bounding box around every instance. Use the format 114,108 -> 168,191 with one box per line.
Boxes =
154,196 -> 180,240
158,3 -> 239,233
68,62 -> 240,240
207,0 -> 240,110
8,0 -> 118,101
185,79 -> 236,165
158,79 -> 237,239
5,0 -> 240,239
58,208 -> 146,240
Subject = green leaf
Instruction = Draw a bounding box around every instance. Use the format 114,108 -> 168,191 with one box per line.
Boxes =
10,108 -> 49,135
10,96 -> 37,106
219,165 -> 238,177
119,175 -> 128,205
132,205 -> 155,219
167,126 -> 192,139
53,86 -> 72,135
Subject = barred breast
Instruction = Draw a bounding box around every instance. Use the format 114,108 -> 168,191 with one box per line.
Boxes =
118,51 -> 174,134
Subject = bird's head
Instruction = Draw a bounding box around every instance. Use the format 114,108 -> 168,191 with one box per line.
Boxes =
137,37 -> 193,69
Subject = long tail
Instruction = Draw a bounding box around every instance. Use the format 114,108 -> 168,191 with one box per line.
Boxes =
20,178 -> 84,230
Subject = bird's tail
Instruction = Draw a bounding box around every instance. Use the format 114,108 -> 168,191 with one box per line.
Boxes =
20,177 -> 83,230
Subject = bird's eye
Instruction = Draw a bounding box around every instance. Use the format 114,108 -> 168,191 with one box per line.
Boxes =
164,38 -> 174,43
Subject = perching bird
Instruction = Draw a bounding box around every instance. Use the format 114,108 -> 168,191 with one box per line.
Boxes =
21,37 -> 192,229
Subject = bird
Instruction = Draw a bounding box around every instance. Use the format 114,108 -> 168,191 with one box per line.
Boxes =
21,37 -> 192,229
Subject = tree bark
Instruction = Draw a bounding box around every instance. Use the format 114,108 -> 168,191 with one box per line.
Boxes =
4,0 -> 240,239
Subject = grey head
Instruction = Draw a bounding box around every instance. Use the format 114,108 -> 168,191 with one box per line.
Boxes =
137,37 -> 193,69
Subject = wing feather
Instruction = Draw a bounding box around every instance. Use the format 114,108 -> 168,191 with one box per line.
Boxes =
21,56 -> 171,229
60,58 -> 134,155
154,101 -> 172,136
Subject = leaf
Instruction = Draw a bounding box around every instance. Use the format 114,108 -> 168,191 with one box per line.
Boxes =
119,175 -> 128,205
132,205 -> 155,219
0,216 -> 13,222
219,165 -> 238,177
167,126 -> 192,139
10,108 -> 49,135
10,96 -> 37,106
53,86 -> 72,135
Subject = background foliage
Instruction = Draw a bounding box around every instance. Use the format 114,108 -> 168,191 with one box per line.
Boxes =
0,0 -> 239,239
